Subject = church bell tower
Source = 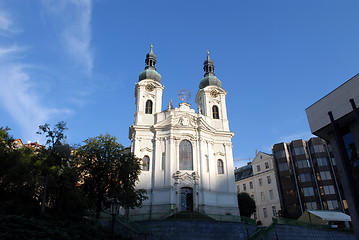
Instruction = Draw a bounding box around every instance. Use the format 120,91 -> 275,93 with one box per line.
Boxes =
134,45 -> 164,126
195,51 -> 229,131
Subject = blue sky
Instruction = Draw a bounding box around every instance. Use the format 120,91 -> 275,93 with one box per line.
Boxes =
1,0 -> 359,167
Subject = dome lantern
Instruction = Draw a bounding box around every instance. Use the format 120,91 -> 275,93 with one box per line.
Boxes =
139,44 -> 162,82
199,50 -> 222,89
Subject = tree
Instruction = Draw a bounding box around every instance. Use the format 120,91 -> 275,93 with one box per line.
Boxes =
36,121 -> 87,218
0,127 -> 40,215
237,192 -> 256,217
36,121 -> 68,216
76,133 -> 147,218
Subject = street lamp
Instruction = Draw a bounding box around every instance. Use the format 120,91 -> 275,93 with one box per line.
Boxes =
111,195 -> 120,233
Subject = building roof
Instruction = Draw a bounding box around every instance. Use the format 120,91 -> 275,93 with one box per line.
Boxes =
139,45 -> 162,82
298,210 -> 351,224
24,141 -> 45,149
305,73 -> 359,138
199,52 -> 222,89
234,164 -> 253,181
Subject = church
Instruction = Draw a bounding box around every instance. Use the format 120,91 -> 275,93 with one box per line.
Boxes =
129,46 -> 239,218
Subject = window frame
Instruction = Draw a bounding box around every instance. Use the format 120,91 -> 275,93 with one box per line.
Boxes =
217,159 -> 224,174
145,100 -> 153,114
179,140 -> 193,170
142,155 -> 150,171
269,190 -> 274,200
265,162 -> 269,169
212,105 -> 219,119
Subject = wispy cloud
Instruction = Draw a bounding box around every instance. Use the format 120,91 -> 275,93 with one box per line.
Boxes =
277,131 -> 315,143
0,45 -> 21,58
0,31 -> 72,141
41,0 -> 93,74
0,10 -> 22,35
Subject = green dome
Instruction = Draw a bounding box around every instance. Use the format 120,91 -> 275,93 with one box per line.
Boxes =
199,75 -> 221,89
139,69 -> 162,82
199,51 -> 221,89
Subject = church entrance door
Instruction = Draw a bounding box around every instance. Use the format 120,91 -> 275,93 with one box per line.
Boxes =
180,187 -> 193,211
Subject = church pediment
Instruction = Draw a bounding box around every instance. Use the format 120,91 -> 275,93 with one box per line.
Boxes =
174,115 -> 197,128
153,113 -> 197,130
152,113 -> 230,136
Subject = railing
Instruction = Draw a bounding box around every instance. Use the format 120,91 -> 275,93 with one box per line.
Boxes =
273,217 -> 332,230
86,211 -> 258,239
127,211 -> 173,222
86,210 -> 259,226
248,217 -> 354,240
125,211 -> 257,224
274,217 -> 353,232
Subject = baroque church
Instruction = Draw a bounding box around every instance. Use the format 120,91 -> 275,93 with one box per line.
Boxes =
129,46 -> 239,217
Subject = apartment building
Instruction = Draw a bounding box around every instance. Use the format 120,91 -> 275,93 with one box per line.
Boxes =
272,138 -> 347,219
235,152 -> 281,226
306,73 -> 359,238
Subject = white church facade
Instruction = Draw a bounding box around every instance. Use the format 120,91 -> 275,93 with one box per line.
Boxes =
129,46 -> 239,217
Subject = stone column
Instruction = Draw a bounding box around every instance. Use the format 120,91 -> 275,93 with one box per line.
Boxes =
172,171 -> 181,212
169,136 -> 176,210
208,141 -> 214,190
192,172 -> 200,211
224,142 -> 236,193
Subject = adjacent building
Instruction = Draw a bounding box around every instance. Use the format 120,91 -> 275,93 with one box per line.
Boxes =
129,46 -> 239,218
272,138 -> 347,219
235,152 -> 281,226
306,73 -> 359,238
12,139 -> 44,150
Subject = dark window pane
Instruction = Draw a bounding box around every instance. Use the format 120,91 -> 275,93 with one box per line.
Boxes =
179,140 -> 193,170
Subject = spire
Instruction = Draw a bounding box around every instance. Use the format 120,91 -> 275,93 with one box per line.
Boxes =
203,50 -> 215,77
139,44 -> 161,82
145,43 -> 157,70
199,50 -> 221,89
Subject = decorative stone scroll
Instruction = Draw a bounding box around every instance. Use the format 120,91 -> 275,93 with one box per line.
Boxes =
140,147 -> 153,152
214,151 -> 225,156
172,171 -> 200,185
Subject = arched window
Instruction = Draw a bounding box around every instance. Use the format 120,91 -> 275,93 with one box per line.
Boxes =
179,140 -> 193,170
212,105 -> 219,119
143,156 -> 150,171
217,159 -> 224,174
145,100 -> 153,114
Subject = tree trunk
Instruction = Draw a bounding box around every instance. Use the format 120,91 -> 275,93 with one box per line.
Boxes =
40,171 -> 49,217
95,183 -> 103,219
95,201 -> 101,219
125,208 -> 130,219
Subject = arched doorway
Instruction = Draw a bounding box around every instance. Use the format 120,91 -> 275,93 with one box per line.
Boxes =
180,187 -> 193,211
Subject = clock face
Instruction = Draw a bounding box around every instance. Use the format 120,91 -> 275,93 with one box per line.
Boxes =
210,89 -> 218,98
145,83 -> 155,92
